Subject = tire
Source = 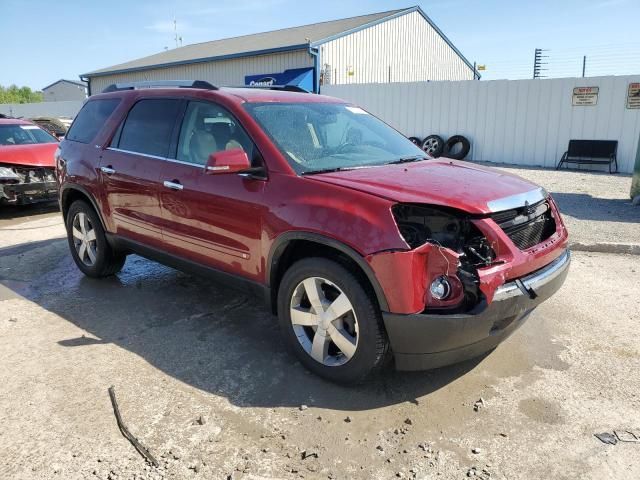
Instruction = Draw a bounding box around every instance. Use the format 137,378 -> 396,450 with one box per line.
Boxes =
443,135 -> 471,160
408,136 -> 422,147
421,134 -> 445,157
65,200 -> 126,277
277,257 -> 389,384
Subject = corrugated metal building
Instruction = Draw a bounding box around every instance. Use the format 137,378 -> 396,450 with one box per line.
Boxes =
42,79 -> 87,101
81,6 -> 476,95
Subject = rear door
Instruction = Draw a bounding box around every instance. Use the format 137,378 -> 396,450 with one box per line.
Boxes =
99,98 -> 183,248
157,100 -> 266,282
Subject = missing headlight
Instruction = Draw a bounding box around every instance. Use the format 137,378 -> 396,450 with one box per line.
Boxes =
393,204 -> 497,311
392,204 -> 494,263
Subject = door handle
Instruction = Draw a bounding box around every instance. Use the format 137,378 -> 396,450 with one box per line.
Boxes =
163,180 -> 183,191
100,166 -> 115,175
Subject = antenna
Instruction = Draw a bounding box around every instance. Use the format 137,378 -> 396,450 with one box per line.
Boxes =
174,18 -> 178,48
533,48 -> 549,79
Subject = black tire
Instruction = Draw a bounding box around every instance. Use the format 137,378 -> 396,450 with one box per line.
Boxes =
65,200 -> 126,277
277,257 -> 389,384
407,136 -> 422,147
443,135 -> 471,160
421,134 -> 445,157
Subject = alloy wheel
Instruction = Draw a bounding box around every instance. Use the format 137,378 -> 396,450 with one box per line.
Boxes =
423,137 -> 440,154
289,276 -> 359,367
72,212 -> 97,266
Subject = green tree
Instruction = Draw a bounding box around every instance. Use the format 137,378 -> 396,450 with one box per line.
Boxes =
0,85 -> 44,104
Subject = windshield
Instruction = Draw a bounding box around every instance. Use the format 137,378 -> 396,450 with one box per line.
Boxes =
244,102 -> 426,174
0,124 -> 58,146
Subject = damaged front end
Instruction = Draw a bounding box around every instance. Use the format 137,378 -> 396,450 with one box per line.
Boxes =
368,201 -> 570,371
367,204 -> 499,314
0,163 -> 57,205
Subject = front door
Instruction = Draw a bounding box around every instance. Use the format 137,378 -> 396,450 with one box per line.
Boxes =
158,100 -> 266,282
99,98 -> 183,248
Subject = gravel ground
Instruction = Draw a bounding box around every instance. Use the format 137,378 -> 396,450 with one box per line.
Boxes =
1,210 -> 639,480
484,163 -> 639,246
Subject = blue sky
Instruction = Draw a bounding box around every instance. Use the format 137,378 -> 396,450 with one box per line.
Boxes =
1,0 -> 639,90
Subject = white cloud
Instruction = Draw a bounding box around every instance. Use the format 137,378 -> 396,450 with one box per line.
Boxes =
186,0 -> 286,16
144,21 -> 184,33
145,20 -> 191,34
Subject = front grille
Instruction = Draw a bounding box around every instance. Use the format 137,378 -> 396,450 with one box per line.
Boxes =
491,200 -> 556,250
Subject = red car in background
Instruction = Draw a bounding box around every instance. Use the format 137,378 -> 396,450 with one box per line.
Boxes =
0,118 -> 58,205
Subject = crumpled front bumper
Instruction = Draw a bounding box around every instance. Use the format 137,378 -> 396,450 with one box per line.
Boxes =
0,180 -> 58,204
383,249 -> 571,371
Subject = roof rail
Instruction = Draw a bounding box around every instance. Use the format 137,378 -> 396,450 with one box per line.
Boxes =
102,80 -> 218,93
225,84 -> 309,93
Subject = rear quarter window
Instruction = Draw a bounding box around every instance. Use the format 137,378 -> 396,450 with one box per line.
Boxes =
66,98 -> 120,144
116,99 -> 182,158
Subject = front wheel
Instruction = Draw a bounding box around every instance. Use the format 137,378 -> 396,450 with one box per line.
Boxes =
66,200 -> 126,277
277,258 -> 389,384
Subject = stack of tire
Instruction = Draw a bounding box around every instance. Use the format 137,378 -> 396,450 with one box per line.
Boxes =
407,134 -> 471,160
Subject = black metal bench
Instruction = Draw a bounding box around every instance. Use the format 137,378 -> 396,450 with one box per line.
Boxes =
557,140 -> 618,173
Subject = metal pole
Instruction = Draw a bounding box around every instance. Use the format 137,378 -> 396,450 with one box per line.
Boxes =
473,62 -> 476,80
582,56 -> 586,78
631,131 -> 640,201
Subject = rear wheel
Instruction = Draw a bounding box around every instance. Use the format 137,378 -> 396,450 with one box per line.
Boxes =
66,200 -> 126,277
277,258 -> 389,383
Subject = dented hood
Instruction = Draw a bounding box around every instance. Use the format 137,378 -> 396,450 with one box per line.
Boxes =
308,159 -> 543,214
0,143 -> 58,167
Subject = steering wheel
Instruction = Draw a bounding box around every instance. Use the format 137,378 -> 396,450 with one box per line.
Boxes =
335,142 -> 358,154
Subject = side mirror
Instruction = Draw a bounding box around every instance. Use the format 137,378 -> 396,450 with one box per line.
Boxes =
205,148 -> 250,175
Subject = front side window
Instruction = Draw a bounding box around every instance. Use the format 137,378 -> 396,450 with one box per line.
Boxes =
244,102 -> 425,174
176,101 -> 255,166
0,124 -> 57,145
116,99 -> 182,157
66,98 -> 120,144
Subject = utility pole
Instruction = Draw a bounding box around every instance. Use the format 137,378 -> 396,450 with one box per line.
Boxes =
582,56 -> 586,77
533,48 -> 549,79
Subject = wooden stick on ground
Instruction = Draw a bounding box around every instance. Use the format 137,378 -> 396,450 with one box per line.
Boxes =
108,386 -> 159,467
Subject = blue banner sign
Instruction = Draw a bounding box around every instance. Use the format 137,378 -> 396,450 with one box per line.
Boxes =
245,67 -> 315,92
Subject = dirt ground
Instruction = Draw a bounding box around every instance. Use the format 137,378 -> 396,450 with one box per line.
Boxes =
1,203 -> 639,480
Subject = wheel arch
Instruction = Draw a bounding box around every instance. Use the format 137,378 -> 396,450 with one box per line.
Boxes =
267,232 -> 389,314
60,185 -> 106,230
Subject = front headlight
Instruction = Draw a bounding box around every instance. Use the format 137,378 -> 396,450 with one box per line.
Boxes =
0,166 -> 21,184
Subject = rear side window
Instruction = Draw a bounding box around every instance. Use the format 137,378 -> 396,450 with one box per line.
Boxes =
66,99 -> 120,143
116,99 -> 182,158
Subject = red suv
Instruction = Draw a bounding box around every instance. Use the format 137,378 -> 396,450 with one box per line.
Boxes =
57,81 -> 570,384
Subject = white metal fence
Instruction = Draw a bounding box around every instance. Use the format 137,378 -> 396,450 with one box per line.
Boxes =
0,101 -> 83,119
323,75 -> 640,173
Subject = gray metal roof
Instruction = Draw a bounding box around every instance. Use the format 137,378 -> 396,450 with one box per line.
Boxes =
42,79 -> 87,90
83,8 -> 407,77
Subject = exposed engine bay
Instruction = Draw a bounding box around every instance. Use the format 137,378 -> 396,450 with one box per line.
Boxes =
0,163 -> 57,204
392,204 -> 499,312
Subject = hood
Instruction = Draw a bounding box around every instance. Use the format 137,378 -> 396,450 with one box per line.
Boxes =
308,159 -> 544,214
0,143 -> 58,168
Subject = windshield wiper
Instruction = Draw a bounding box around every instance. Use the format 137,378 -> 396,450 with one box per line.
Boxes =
388,155 -> 428,165
301,167 -> 354,175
